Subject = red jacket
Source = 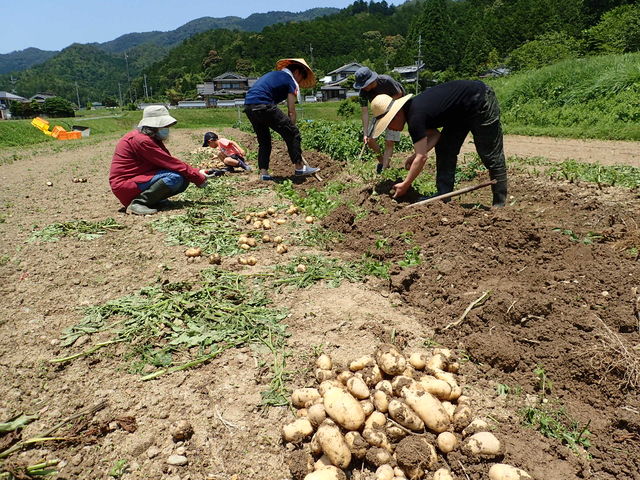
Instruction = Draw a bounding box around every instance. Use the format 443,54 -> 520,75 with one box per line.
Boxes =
109,130 -> 206,207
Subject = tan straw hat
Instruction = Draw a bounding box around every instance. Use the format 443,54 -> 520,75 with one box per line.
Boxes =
138,105 -> 177,129
275,58 -> 316,88
369,93 -> 413,138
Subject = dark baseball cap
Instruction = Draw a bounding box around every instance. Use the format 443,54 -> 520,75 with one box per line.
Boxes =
202,131 -> 218,147
354,67 -> 378,89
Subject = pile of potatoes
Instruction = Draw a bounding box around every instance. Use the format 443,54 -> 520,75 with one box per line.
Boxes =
282,344 -> 533,480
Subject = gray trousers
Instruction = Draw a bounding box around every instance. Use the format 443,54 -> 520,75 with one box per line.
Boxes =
434,87 -> 508,201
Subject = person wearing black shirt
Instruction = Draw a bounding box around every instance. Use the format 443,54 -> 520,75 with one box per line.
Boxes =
369,80 -> 508,207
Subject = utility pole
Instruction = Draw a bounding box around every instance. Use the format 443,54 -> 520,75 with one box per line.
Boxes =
75,82 -> 81,110
143,74 -> 149,99
118,83 -> 123,107
415,35 -> 422,95
124,51 -> 132,103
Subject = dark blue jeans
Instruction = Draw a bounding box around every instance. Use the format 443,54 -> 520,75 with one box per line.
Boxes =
137,170 -> 188,194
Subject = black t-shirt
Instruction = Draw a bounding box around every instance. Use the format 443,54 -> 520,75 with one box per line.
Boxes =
359,75 -> 405,105
404,80 -> 487,143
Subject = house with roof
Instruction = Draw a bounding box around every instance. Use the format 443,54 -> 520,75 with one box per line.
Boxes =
0,91 -> 28,120
30,93 -> 56,103
319,62 -> 363,102
196,72 -> 257,107
392,62 -> 425,83
325,62 -> 363,83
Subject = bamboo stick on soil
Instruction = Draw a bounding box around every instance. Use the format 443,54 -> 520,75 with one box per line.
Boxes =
405,179 -> 496,208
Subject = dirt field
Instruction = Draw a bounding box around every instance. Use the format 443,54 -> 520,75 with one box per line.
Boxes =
0,128 -> 639,480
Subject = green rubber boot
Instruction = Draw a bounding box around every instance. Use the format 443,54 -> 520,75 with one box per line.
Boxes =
126,179 -> 174,215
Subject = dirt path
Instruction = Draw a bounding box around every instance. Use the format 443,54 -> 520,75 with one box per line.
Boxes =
460,134 -> 640,167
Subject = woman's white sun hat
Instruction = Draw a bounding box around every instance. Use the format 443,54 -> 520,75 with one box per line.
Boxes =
138,105 -> 177,128
369,93 -> 413,138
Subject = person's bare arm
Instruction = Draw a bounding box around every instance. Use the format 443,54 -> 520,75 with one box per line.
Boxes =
393,129 -> 441,198
361,106 -> 369,142
230,140 -> 245,156
287,93 -> 297,125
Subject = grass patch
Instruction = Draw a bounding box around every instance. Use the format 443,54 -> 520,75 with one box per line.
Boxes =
293,225 -> 345,248
29,218 -> 125,242
275,179 -> 346,218
521,404 -> 591,451
55,269 -> 290,399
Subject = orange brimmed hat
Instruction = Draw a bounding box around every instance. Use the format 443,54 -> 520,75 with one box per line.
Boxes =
275,58 -> 316,88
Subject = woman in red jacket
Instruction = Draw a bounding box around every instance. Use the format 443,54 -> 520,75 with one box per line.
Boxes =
110,105 -> 210,215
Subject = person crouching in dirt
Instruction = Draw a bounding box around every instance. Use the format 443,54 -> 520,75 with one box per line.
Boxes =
243,58 -> 320,181
110,105 -> 214,215
354,66 -> 406,174
202,131 -> 252,172
368,80 -> 508,207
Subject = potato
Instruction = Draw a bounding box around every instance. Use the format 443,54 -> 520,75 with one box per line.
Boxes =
303,466 -> 347,480
262,234 -> 272,243
296,264 -> 307,273
286,205 -> 299,215
488,464 -> 533,480
408,352 -> 427,370
375,464 -> 395,480
393,467 -> 407,479
375,380 -> 393,396
433,347 -> 453,359
208,253 -> 222,265
253,220 -> 263,229
402,366 -> 418,378
375,344 -> 407,376
307,403 -> 327,427
185,247 -> 202,257
462,432 -> 504,458
433,468 -> 455,480
246,237 -> 257,247
462,419 -> 489,438
385,422 -> 407,443
316,368 -> 336,383
426,354 -> 447,371
316,354 -> 332,370
240,243 -> 251,250
276,218 -> 287,225
391,375 -> 421,397
276,244 -> 288,254
267,207 -> 277,215
367,448 -> 394,468
452,404 -> 473,432
365,411 -> 387,430
316,424 -> 351,469
296,408 -> 308,418
448,384 -> 463,402
309,432 -> 322,455
347,376 -> 370,399
401,387 -> 450,433
238,257 -> 248,265
336,370 -> 353,385
436,432 -> 458,453
238,235 -> 249,244
305,216 -> 315,224
263,219 -> 272,229
360,364 -> 383,387
256,210 -> 268,218
418,375 -> 452,401
314,454 -> 332,471
246,256 -> 257,266
447,361 -> 460,374
363,427 -> 392,451
373,390 -> 389,413
282,418 -> 314,443
291,388 -> 321,408
441,401 -> 456,419
272,235 -> 283,244
323,387 -> 365,431
318,380 -> 343,396
349,354 -> 375,371
344,431 -> 368,459
361,400 -> 375,416
388,399 -> 425,431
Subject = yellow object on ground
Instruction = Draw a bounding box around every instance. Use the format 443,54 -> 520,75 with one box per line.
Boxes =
31,117 -> 82,140
31,117 -> 50,133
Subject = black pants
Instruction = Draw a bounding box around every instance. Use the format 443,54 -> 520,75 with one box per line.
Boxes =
434,87 -> 507,195
244,104 -> 302,171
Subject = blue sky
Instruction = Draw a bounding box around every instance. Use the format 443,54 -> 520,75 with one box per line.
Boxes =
0,0 -> 404,54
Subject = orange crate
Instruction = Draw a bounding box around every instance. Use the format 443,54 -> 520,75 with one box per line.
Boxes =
57,131 -> 82,140
50,125 -> 66,138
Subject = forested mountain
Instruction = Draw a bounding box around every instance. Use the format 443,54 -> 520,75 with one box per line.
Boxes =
1,0 -> 638,105
0,48 -> 58,75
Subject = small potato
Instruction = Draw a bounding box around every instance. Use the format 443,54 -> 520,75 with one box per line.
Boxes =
344,431 -> 368,459
452,404 -> 473,432
303,466 -> 347,480
375,344 -> 407,376
365,411 -> 387,430
245,214 -> 252,223
433,347 -> 453,359
391,375 -> 421,397
185,247 -> 202,257
349,354 -> 375,371
314,454 -> 332,471
296,264 -> 307,273
208,253 -> 222,265
237,235 -> 248,244
246,237 -> 257,247
336,370 -> 353,385
309,432 -> 322,455
488,464 -> 533,480
447,361 -> 460,374
323,387 -> 366,431
282,418 -> 314,443
408,352 -> 427,370
253,220 -> 263,229
296,408 -> 308,418
388,399 -> 425,432
272,235 -> 284,244
318,380 -> 343,396
372,390 -> 389,413
385,423 -> 407,443
462,419 -> 489,438
436,431 -> 458,453
267,207 -> 277,215
308,403 -> 327,427
347,376 -> 370,399
433,468 -> 455,480
246,256 -> 257,266
275,218 -> 287,225
305,216 -> 315,224
262,219 -> 272,229
462,432 -> 504,458
360,399 -> 374,417
262,234 -> 272,243
401,387 -> 451,433
316,368 -> 335,383
441,401 -> 456,419
316,354 -> 332,370
375,380 -> 393,396
360,364 -> 383,387
362,427 -> 392,451
316,424 -> 351,469
291,388 -> 321,408
256,210 -> 268,218
395,437 -> 437,479
426,354 -> 447,371
419,375 -> 452,401
276,244 -> 288,254
374,463 -> 394,480
238,257 -> 248,265
240,243 -> 251,250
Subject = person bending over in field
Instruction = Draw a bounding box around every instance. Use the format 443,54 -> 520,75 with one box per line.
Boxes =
202,131 -> 252,172
368,80 -> 508,207
244,58 -> 320,181
109,105 -> 215,215
354,66 -> 406,174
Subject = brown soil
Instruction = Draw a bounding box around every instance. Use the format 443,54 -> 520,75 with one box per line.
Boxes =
0,128 -> 639,480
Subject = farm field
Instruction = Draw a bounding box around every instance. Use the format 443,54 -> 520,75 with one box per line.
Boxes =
0,126 -> 639,480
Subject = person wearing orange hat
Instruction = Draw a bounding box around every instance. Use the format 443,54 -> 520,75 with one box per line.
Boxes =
243,58 -> 320,181
368,80 -> 508,207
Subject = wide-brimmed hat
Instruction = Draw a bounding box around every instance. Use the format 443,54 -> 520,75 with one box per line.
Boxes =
369,93 -> 413,139
138,105 -> 177,129
354,67 -> 378,89
275,58 -> 316,88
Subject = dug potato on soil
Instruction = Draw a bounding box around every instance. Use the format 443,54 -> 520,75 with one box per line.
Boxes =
316,423 -> 352,469
395,436 -> 437,480
488,464 -> 533,480
303,465 -> 347,480
375,343 -> 407,376
323,387 -> 366,431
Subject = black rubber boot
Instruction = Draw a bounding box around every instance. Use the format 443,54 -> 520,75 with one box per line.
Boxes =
490,169 -> 508,207
127,179 -> 174,215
